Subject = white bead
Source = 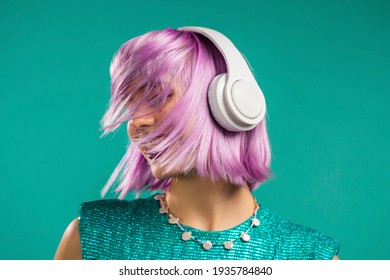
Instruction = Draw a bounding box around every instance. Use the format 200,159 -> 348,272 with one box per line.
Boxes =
241,232 -> 250,242
159,206 -> 168,214
252,218 -> 260,227
203,241 -> 213,251
154,194 -> 164,200
168,217 -> 179,224
224,241 -> 234,250
182,232 -> 192,241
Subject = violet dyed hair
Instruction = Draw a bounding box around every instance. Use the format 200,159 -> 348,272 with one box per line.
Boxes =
100,28 -> 271,198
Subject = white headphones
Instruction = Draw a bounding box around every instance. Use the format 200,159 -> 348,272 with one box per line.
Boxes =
179,26 -> 266,132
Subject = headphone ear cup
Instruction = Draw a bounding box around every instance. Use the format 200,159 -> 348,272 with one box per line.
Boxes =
208,73 -> 265,132
208,73 -> 233,131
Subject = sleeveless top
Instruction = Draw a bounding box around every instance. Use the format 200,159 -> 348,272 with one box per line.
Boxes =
78,196 -> 340,260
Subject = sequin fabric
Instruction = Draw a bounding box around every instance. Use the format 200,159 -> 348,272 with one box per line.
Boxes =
78,196 -> 340,260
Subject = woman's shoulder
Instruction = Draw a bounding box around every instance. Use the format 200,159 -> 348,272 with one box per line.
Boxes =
78,195 -> 161,231
79,195 -> 157,218
77,195 -> 160,259
260,206 -> 340,259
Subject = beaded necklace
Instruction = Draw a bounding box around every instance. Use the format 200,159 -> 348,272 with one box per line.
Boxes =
154,193 -> 261,251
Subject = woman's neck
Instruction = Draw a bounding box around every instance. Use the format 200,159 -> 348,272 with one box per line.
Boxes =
166,174 -> 256,231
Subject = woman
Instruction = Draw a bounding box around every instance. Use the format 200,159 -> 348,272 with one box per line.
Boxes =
54,27 -> 340,260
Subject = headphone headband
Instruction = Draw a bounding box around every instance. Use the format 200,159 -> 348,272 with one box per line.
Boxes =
178,26 -> 256,85
178,26 -> 266,131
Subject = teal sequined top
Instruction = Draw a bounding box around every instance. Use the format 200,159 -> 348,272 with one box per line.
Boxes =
78,195 -> 340,260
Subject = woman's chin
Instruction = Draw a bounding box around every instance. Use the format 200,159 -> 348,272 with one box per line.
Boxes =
142,151 -> 194,180
149,162 -> 174,180
149,162 -> 192,181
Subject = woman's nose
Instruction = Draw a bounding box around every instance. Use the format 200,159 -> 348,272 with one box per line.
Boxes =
132,115 -> 156,130
131,106 -> 157,131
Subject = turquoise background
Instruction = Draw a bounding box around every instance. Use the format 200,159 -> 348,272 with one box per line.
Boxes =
1,0 -> 389,260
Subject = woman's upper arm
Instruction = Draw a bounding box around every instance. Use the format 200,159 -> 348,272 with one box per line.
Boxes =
332,255 -> 340,260
54,217 -> 82,260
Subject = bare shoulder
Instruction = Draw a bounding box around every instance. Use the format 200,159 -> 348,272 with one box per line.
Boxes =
333,255 -> 340,260
54,217 -> 82,260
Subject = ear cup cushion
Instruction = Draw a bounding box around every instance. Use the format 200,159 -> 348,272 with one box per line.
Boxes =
208,74 -> 237,131
208,74 -> 265,131
229,80 -> 266,123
